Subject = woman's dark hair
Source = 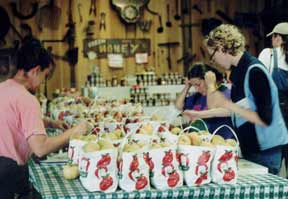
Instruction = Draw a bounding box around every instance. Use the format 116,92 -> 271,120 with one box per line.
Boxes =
279,34 -> 288,64
13,40 -> 54,73
187,63 -> 224,83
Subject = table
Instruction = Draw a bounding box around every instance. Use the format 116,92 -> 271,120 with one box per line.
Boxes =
29,160 -> 288,199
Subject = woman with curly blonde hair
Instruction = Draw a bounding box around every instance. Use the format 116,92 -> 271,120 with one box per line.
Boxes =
197,24 -> 288,174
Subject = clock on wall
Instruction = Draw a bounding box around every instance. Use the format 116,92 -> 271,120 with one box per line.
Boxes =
111,0 -> 149,23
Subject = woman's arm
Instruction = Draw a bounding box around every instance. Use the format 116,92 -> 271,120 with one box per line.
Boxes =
28,122 -> 87,158
183,107 -> 231,121
224,100 -> 266,126
204,70 -> 267,126
175,79 -> 192,110
43,117 -> 70,130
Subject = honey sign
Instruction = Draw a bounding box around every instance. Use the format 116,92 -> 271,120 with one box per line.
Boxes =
83,39 -> 150,58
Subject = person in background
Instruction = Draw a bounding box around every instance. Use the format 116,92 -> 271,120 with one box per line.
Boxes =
175,62 -> 233,138
258,22 -> 288,177
201,24 -> 288,174
0,42 -> 88,198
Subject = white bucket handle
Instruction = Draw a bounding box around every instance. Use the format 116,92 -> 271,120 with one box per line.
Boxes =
118,126 -> 136,157
190,118 -> 209,132
177,125 -> 201,143
209,125 -> 239,145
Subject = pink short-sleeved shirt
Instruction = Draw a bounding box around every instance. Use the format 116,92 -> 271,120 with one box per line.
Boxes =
0,79 -> 46,165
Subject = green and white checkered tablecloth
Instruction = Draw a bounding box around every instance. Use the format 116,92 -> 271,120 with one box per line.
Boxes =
29,160 -> 288,199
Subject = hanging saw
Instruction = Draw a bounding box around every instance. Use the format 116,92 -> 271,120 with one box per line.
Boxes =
10,1 -> 38,20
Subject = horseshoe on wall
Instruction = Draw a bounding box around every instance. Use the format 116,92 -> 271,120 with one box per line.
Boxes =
10,2 -> 38,20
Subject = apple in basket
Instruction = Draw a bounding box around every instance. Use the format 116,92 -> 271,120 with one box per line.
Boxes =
98,140 -> 115,150
178,134 -> 191,145
211,135 -> 226,145
188,132 -> 202,146
83,142 -> 100,152
80,134 -> 97,142
178,133 -> 203,146
123,142 -> 144,152
171,127 -> 182,135
137,124 -> 153,135
226,139 -> 237,147
101,129 -> 124,140
63,164 -> 80,180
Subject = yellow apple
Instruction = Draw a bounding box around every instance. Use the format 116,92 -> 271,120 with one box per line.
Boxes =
141,124 -> 153,135
123,143 -> 141,152
178,135 -> 191,145
211,135 -> 225,145
113,129 -> 123,139
171,127 -> 182,135
102,133 -> 118,140
98,139 -> 115,150
226,139 -> 237,147
83,142 -> 100,152
63,164 -> 80,180
189,132 -> 202,146
86,134 -> 97,141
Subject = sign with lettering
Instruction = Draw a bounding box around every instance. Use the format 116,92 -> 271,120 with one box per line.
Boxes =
83,39 -> 150,58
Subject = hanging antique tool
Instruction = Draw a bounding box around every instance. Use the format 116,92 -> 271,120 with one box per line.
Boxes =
0,6 -> 23,43
77,3 -> 83,23
42,0 -> 77,87
99,12 -> 106,30
85,20 -> 96,37
182,0 -> 189,15
112,0 -> 149,23
166,4 -> 172,27
66,0 -> 77,87
157,15 -> 164,33
89,0 -> 96,17
10,1 -> 38,20
158,42 -> 180,70
36,0 -> 62,31
137,20 -> 152,32
145,1 -> 158,16
174,0 -> 181,20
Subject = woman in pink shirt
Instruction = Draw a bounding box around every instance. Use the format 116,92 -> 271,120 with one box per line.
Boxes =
0,41 -> 88,198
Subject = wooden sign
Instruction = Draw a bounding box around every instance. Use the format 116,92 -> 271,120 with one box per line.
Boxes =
83,39 -> 150,58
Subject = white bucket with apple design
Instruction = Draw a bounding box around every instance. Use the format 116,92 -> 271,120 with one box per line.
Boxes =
210,125 -> 239,185
149,146 -> 183,190
79,148 -> 118,192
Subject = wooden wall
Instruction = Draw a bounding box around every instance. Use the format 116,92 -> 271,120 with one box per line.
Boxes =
0,0 -> 266,98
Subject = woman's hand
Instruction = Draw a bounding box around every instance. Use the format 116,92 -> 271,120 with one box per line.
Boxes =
51,120 -> 70,130
71,122 -> 88,136
205,71 -> 217,92
184,78 -> 192,88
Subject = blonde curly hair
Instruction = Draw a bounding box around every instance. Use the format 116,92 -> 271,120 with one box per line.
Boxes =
204,24 -> 246,56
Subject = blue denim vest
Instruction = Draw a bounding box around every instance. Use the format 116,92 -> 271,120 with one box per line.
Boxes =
232,64 -> 288,150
